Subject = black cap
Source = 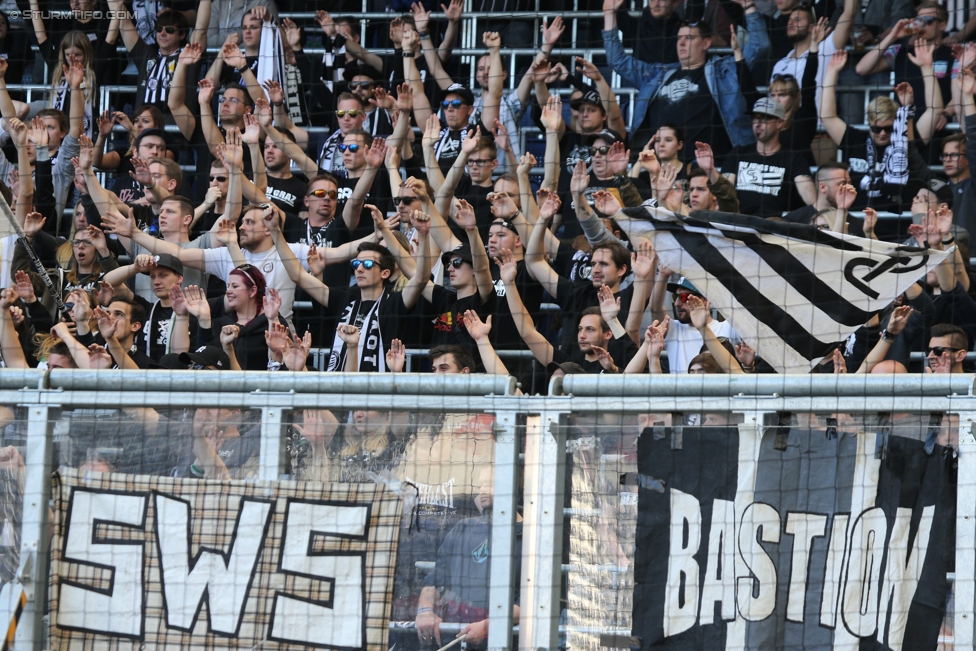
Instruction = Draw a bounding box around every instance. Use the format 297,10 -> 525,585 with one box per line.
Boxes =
586,128 -> 624,147
157,353 -> 189,370
343,64 -> 383,82
444,82 -> 475,105
491,218 -> 519,234
441,244 -> 474,267
146,253 -> 183,276
179,346 -> 230,370
134,128 -> 168,148
575,89 -> 604,111
546,361 -> 587,376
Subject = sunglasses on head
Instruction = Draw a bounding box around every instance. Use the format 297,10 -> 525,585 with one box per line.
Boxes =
392,196 -> 417,206
448,258 -> 467,268
870,124 -> 894,134
189,363 -> 212,370
587,146 -> 611,156
210,175 -> 227,183
348,81 -> 374,90
338,143 -> 360,152
155,25 -> 177,34
771,73 -> 796,82
335,109 -> 362,118
306,189 -> 338,199
928,346 -> 962,356
442,99 -> 466,108
351,259 -> 377,270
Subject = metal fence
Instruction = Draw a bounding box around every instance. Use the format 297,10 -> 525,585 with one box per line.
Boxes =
0,371 -> 972,650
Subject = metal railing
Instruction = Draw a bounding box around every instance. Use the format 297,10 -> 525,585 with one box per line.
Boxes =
1,370 -> 974,650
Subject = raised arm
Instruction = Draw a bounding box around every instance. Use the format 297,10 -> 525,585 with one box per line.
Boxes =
341,138 -> 387,232
539,95 -> 564,190
255,98 -> 320,177
190,0 -> 211,47
413,3 -> 455,91
498,248 -> 553,366
479,31 -> 504,133
688,295 -> 744,374
855,19 -> 909,77
0,289 -> 27,368
626,240 -> 656,344
422,114 -> 447,194
856,305 -> 912,373
266,208 -> 330,306
820,50 -> 850,146
454,200 -> 494,302
402,210 -> 432,309
197,78 -> 224,157
169,43 -> 203,141
406,175 -> 460,253
402,29 -> 433,132
435,125 -> 480,216
463,311 -> 515,380
524,191 -> 562,296
576,57 -> 625,135
438,0 -> 462,62
908,39 -> 944,145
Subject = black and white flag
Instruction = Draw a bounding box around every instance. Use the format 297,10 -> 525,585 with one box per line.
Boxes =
618,208 -> 952,373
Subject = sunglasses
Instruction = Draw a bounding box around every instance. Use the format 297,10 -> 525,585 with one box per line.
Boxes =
441,99 -> 466,108
771,73 -> 796,82
673,291 -> 696,301
448,258 -> 467,268
587,146 -> 611,156
348,81 -> 374,90
351,259 -> 377,270
336,109 -> 361,118
306,189 -> 338,199
155,25 -> 177,34
393,196 -> 417,206
870,124 -> 894,134
210,175 -> 227,183
928,346 -> 962,356
338,143 -> 360,152
189,363 -> 212,370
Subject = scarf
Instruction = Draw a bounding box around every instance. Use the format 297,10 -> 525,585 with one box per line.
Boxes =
861,105 -> 910,194
52,79 -> 93,139
327,290 -> 386,372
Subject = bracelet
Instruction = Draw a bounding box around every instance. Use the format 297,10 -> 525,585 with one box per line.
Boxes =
943,236 -> 955,245
879,329 -> 896,342
272,101 -> 284,107
417,607 -> 433,614
402,51 -> 415,58
539,48 -> 551,58
418,31 -> 431,40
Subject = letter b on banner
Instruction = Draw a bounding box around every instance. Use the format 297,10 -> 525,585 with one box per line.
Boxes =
269,500 -> 370,647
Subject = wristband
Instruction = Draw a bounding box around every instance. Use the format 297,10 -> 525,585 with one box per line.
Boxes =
943,236 -> 955,245
418,30 -> 431,40
272,101 -> 284,107
879,329 -> 896,342
402,51 -> 415,58
539,48 -> 551,58
417,607 -> 433,614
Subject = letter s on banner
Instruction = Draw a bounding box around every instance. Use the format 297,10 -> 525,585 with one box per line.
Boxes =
57,490 -> 149,638
269,500 -> 370,647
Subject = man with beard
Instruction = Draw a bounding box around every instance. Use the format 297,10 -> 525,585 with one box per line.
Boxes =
649,275 -> 741,374
722,98 -> 815,217
263,130 -> 308,217
784,161 -> 858,228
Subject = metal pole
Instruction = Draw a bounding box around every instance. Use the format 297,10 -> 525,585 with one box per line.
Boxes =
487,411 -> 519,651
15,405 -> 53,651
259,407 -> 285,481
954,411 -> 976,651
518,411 -> 566,650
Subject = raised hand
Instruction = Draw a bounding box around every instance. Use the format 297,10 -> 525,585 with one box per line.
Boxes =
483,31 -> 501,49
336,323 -> 361,347
695,141 -> 715,176
129,155 -> 152,185
598,284 -> 620,321
639,139 -> 660,176
410,2 -> 431,33
735,341 -> 756,368
591,344 -> 616,372
170,285 -> 188,317
197,77 -> 215,105
6,118 -> 26,149
96,110 -> 113,138
14,270 -> 35,303
68,289 -> 91,323
365,137 -> 387,168
223,127 -> 245,170
685,294 -> 710,330
178,41 -> 203,66
810,16 -> 832,46
96,280 -> 114,306
606,141 -> 631,176
64,59 -> 84,89
93,305 -> 117,340
86,225 -> 107,252
494,248 -> 518,283
27,117 -> 48,149
182,285 -> 211,321
493,119 -> 512,154
220,323 -> 240,347
540,94 -> 564,132
836,183 -> 857,211
575,57 -> 604,83
654,163 -> 678,199
395,82 -> 413,112
453,200 -> 477,232
887,304 -> 913,336
281,18 -> 302,49
280,330 -> 311,371
908,37 -> 935,69
133,253 -> 155,275
517,152 -> 536,176
442,0 -> 463,20
22,211 -> 46,237
386,338 -> 406,372
539,192 -> 562,222
894,81 -> 914,107
542,16 -> 565,46
831,348 -> 847,374
412,209 -> 431,236
631,239 -> 657,280
253,97 -> 273,129
262,79 -> 285,106
570,159 -> 590,195
461,309 -> 492,342
0,287 -> 16,311
863,207 -> 878,237
263,287 -> 283,322
826,49 -> 848,75
214,218 -> 239,246
389,17 -> 404,48
936,202 -> 954,238
592,189 -> 622,216
265,321 -> 290,357
101,207 -> 135,238
221,40 -> 246,70
422,114 -> 442,150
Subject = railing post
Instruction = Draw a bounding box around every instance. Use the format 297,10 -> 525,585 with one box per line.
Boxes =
954,411 -> 976,651
259,407 -> 285,481
487,410 -> 519,651
519,410 -> 567,651
16,405 -> 53,651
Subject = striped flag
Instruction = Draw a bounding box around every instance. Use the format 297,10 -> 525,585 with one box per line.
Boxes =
617,208 -> 952,374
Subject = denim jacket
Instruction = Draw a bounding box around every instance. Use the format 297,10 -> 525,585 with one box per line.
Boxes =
603,11 -> 770,148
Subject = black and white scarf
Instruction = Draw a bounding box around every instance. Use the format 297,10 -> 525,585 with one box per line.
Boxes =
327,290 -> 386,372
862,105 -> 910,195
52,79 -> 93,138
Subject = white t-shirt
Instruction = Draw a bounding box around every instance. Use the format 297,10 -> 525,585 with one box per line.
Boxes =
665,318 -> 741,374
0,234 -> 16,291
771,36 -> 839,126
204,243 -> 311,320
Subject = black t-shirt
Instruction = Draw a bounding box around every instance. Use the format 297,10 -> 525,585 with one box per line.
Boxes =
647,66 -> 730,161
560,175 -> 652,230
109,155 -> 148,205
335,171 -> 393,235
132,296 -> 198,362
433,125 -> 477,173
299,216 -> 354,289
552,331 -> 640,372
490,260 -> 544,350
452,175 -> 495,242
266,174 -> 309,215
554,277 -> 634,352
428,285 -> 496,362
326,286 -> 412,371
722,146 -> 810,217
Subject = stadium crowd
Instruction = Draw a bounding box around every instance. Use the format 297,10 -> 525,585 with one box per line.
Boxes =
0,0 -> 971,646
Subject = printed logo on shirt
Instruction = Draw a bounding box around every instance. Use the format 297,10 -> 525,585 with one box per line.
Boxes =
564,143 -> 591,176
848,157 -> 869,174
493,278 -> 506,297
434,311 -> 454,332
736,161 -> 787,196
411,477 -> 456,511
660,77 -> 700,103
472,539 -> 489,563
267,187 -> 298,208
337,186 -> 354,202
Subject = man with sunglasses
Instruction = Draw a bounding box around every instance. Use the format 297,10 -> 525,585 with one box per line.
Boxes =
336,129 -> 393,227
603,0 -> 769,159
112,4 -> 210,116
926,324 -> 969,374
344,64 -> 394,139
316,92 -> 368,177
722,98 -> 815,216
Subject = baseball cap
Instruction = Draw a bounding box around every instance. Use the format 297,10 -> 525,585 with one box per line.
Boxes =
441,244 -> 474,267
546,361 -> 587,376
572,89 -> 604,111
146,253 -> 183,276
752,97 -> 786,120
343,64 -> 383,82
491,218 -> 519,234
179,346 -> 230,370
585,128 -> 624,147
444,83 -> 475,105
666,276 -> 703,296
134,128 -> 168,148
